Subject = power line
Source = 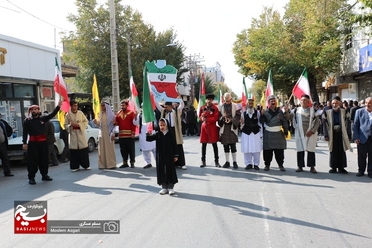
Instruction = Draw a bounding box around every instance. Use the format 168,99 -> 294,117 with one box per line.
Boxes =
6,0 -> 70,32
0,5 -> 21,13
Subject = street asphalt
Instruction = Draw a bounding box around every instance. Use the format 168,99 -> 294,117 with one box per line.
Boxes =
0,134 -> 369,248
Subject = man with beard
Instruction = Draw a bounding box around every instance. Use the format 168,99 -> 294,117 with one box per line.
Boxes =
155,99 -> 186,170
199,93 -> 221,168
22,101 -> 62,185
65,101 -> 90,172
260,95 -> 291,172
115,99 -> 137,168
292,94 -> 320,174
240,98 -> 263,170
218,92 -> 241,169
323,96 -> 351,173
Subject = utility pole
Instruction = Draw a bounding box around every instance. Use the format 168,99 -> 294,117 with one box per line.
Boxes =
187,54 -> 204,105
127,33 -> 132,78
109,0 -> 120,112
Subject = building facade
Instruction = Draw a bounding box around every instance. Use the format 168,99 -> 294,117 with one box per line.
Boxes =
0,34 -> 61,138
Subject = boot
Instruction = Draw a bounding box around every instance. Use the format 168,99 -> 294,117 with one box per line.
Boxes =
200,160 -> 206,168
215,160 -> 221,168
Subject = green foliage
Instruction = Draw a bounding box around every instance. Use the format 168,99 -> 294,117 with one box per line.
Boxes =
61,0 -> 186,102
233,0 -> 348,101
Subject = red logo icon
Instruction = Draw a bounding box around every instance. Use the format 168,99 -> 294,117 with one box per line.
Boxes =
14,201 -> 47,234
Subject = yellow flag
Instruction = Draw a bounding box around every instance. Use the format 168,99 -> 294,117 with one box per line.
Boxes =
92,74 -> 100,120
193,98 -> 198,110
260,91 -> 266,109
57,110 -> 65,130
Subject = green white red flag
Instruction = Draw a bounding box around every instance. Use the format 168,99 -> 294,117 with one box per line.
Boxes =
142,62 -> 156,123
197,73 -> 206,118
292,68 -> 312,106
54,57 -> 70,112
265,69 -> 274,108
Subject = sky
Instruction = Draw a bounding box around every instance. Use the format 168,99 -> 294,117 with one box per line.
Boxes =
0,0 -> 288,95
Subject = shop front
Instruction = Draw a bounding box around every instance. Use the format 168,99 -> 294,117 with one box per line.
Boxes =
0,34 -> 60,138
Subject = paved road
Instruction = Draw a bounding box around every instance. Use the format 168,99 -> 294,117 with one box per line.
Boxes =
0,135 -> 370,248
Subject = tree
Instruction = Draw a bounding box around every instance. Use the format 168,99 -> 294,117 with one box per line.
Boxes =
233,0 -> 349,102
61,0 -> 186,102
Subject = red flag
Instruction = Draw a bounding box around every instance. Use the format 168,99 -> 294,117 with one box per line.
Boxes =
54,57 -> 70,112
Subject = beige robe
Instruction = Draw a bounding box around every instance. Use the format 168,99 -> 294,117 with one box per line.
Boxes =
292,107 -> 319,152
323,108 -> 351,151
65,110 -> 88,150
97,112 -> 117,169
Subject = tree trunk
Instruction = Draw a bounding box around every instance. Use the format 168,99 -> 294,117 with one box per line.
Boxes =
308,73 -> 319,103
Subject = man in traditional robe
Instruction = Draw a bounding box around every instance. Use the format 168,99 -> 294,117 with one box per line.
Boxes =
260,95 -> 291,172
218,92 -> 241,169
292,94 -> 320,173
94,101 -> 116,169
156,99 -> 186,170
23,102 -> 61,184
323,96 -> 351,173
240,98 -> 262,170
133,105 -> 156,169
199,93 -> 220,168
65,101 -> 90,172
115,99 -> 137,168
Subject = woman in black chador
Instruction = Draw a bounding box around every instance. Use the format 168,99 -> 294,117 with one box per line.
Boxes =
146,118 -> 178,195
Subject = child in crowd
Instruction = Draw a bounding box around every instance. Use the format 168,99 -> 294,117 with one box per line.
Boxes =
146,118 -> 178,195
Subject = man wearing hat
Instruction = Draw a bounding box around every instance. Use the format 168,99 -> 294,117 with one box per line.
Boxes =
115,99 -> 138,168
240,98 -> 263,170
323,96 -> 351,173
292,94 -> 320,173
0,113 -> 14,177
23,101 -> 62,185
65,100 -> 91,172
199,93 -> 221,168
260,94 -> 291,171
155,98 -> 186,170
218,92 -> 241,169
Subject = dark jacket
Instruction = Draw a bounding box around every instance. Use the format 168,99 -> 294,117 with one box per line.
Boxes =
0,119 -> 13,146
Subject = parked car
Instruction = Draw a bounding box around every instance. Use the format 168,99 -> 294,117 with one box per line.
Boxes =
7,119 -> 100,161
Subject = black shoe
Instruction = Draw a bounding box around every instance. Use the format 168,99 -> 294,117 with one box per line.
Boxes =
233,162 -> 238,169
42,175 -> 53,181
50,163 -> 59,167
338,168 -> 348,174
4,173 -> 14,177
200,161 -> 206,168
143,164 -> 152,169
130,163 -> 135,168
245,164 -> 253,170
215,161 -> 221,168
279,165 -> 286,172
59,158 -> 69,163
356,172 -> 364,177
254,165 -> 260,170
222,162 -> 230,168
329,168 -> 337,173
296,167 -> 303,172
119,163 -> 129,168
264,166 -> 270,171
29,179 -> 36,185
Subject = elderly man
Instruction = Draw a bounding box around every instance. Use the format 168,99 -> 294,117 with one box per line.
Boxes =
156,99 -> 186,170
353,97 -> 372,178
292,94 -> 320,173
218,92 -> 241,169
240,98 -> 262,170
323,96 -> 351,173
260,95 -> 290,172
0,113 -> 14,177
199,93 -> 220,168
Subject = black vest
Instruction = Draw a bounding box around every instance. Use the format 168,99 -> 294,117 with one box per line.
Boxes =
241,110 -> 260,135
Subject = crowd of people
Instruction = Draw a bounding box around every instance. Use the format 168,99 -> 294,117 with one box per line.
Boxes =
1,94 -> 371,194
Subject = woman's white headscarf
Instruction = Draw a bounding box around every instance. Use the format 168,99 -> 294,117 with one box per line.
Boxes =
100,102 -> 115,136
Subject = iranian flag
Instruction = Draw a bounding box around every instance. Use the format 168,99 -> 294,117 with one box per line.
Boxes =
292,68 -> 312,106
142,63 -> 156,123
197,72 -> 206,118
218,83 -> 224,107
242,77 -> 248,111
129,76 -> 140,112
54,57 -> 70,112
265,69 -> 274,108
